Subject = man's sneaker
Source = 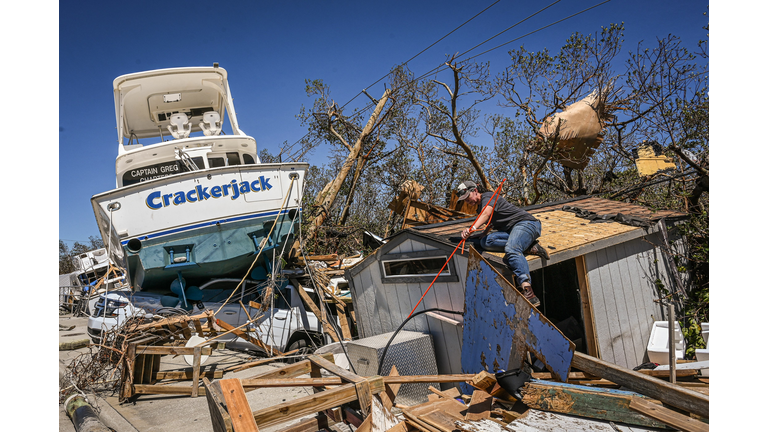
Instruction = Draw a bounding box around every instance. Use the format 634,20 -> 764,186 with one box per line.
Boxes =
527,242 -> 550,260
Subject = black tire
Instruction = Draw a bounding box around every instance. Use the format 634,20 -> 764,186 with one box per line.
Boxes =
286,337 -> 314,362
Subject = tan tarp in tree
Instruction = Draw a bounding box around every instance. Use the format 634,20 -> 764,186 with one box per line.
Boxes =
535,88 -> 613,169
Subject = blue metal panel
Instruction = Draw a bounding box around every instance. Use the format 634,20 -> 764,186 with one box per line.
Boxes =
461,249 -> 574,392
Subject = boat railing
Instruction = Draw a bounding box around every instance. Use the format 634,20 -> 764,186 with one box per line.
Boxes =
176,148 -> 201,171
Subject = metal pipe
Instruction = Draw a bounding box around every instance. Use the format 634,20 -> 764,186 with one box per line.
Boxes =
668,302 -> 676,384
65,395 -> 111,432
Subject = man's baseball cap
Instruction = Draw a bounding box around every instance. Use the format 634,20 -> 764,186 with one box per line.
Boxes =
456,181 -> 477,201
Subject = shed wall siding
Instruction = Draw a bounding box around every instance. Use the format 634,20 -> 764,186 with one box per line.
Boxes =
584,232 -> 681,369
349,237 -> 466,377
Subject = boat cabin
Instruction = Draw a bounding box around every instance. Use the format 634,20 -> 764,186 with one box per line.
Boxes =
111,65 -> 261,188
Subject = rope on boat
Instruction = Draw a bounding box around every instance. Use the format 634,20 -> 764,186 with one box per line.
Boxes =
213,176 -> 298,316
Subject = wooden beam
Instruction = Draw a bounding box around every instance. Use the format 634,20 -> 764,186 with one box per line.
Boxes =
133,384 -> 206,395
135,346 -> 212,356
291,280 -> 340,342
220,379 -> 260,432
192,347 -> 202,397
240,354 -> 334,392
308,354 -> 363,383
251,376 -> 384,429
571,351 -> 709,418
464,390 -> 493,421
336,301 -> 352,340
215,319 -> 285,356
629,395 -> 709,432
224,349 -> 300,373
240,374 -> 477,389
520,380 -> 671,428
154,370 -> 224,380
575,255 -> 599,357
203,377 -> 233,432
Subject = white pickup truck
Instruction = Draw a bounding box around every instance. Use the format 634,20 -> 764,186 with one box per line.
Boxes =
87,279 -> 332,354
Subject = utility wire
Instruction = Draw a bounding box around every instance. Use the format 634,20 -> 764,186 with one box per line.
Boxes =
280,1 -> 612,161
342,0 -> 504,110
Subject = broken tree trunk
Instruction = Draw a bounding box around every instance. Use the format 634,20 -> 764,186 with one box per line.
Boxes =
306,89 -> 392,240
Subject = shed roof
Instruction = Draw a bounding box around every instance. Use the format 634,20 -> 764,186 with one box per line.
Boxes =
403,195 -> 687,273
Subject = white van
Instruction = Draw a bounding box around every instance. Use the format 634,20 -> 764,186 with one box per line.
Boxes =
86,279 -> 332,354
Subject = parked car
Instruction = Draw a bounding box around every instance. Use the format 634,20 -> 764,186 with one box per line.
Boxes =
86,279 -> 331,354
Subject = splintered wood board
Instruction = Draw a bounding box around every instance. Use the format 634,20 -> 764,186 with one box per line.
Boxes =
461,249 -> 575,390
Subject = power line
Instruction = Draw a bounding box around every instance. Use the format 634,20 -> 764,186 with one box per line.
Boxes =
280,1 -> 503,159
281,0 -> 613,160
344,0 -> 504,110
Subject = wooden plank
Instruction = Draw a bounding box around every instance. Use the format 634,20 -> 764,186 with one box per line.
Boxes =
134,354 -> 146,385
402,411 -> 441,432
629,395 -> 709,432
122,342 -> 137,399
154,370 -> 224,380
271,416 -> 326,432
203,377 -> 233,432
520,380 -> 670,428
133,384 -> 206,395
336,301 -> 353,340
291,280 -> 340,342
215,319 -> 286,355
225,350 -> 300,373
308,354 -> 363,383
219,379 -> 260,432
251,376 -> 384,429
464,390 -> 493,421
381,365 -> 399,412
385,422 -> 408,432
421,409 -> 464,432
571,351 -> 709,418
135,346 -> 213,356
575,255 -> 599,358
191,347 -> 202,397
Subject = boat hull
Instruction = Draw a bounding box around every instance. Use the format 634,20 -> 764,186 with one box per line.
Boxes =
92,163 -> 307,293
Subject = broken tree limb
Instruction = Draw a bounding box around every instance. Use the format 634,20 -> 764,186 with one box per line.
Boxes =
571,351 -> 709,418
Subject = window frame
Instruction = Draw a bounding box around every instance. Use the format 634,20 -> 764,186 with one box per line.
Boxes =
379,249 -> 458,284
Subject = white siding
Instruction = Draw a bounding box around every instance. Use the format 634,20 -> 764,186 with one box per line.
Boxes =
584,232 -> 680,368
349,236 -> 466,377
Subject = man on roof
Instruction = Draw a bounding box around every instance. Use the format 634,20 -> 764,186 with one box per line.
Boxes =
457,180 -> 549,307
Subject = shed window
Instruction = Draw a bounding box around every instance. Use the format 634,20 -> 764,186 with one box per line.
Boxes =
382,256 -> 449,278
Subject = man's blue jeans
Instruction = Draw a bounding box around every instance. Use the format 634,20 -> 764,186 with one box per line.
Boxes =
479,220 -> 541,285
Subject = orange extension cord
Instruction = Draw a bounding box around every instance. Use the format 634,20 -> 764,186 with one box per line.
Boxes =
407,179 -> 506,318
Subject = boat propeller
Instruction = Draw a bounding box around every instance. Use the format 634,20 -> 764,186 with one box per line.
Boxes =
160,273 -> 204,311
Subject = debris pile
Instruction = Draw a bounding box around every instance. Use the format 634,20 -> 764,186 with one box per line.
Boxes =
201,351 -> 709,432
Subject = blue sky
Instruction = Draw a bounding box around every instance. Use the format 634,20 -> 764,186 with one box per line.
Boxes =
55,0 -> 709,247
9,1 -> 765,427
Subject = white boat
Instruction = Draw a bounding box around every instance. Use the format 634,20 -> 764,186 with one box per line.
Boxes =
91,65 -> 307,297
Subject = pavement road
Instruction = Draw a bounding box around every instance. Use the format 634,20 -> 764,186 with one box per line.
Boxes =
58,313 -> 323,432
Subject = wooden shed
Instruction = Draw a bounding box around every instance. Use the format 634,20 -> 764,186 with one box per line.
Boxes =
344,196 -> 688,373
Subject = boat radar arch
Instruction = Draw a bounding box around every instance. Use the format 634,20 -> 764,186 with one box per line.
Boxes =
113,66 -> 245,151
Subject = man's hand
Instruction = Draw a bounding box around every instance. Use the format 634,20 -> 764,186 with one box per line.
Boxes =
461,227 -> 472,240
